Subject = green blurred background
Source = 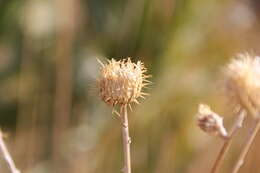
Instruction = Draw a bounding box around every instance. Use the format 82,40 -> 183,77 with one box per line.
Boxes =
0,0 -> 260,172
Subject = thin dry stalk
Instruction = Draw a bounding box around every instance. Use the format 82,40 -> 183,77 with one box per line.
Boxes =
120,105 -> 131,173
0,132 -> 20,173
52,0 -> 80,171
210,110 -> 246,173
231,117 -> 260,173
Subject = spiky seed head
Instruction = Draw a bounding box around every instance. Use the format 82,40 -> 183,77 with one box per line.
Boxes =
197,104 -> 228,139
223,53 -> 260,116
97,58 -> 150,107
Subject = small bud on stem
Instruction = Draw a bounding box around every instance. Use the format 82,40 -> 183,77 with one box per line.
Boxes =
197,104 -> 228,139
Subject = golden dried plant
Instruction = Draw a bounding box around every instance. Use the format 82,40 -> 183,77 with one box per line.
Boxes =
97,58 -> 150,109
97,58 -> 151,173
197,52 -> 260,173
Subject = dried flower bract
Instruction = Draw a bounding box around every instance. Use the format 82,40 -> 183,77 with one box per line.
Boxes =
223,53 -> 260,116
98,58 -> 150,107
197,104 -> 228,139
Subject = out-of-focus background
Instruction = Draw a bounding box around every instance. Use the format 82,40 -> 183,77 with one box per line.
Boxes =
1,0 -> 260,172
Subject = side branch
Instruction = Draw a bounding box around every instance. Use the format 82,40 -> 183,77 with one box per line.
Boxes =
210,110 -> 246,173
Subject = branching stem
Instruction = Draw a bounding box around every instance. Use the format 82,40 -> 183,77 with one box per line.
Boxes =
210,110 -> 246,173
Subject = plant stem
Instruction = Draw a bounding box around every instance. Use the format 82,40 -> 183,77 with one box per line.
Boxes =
0,132 -> 20,173
210,110 -> 246,173
231,117 -> 260,173
120,105 -> 131,173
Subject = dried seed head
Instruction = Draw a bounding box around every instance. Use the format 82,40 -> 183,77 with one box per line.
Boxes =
98,58 -> 150,107
197,104 -> 228,139
223,53 -> 260,116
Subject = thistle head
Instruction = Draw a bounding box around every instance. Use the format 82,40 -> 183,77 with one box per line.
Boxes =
97,58 -> 150,108
223,53 -> 260,116
197,104 -> 228,139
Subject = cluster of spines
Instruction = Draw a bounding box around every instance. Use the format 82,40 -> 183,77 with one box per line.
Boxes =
98,58 -> 151,110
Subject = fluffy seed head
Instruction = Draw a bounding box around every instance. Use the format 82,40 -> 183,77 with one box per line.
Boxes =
223,53 -> 260,116
197,104 -> 228,138
97,58 -> 150,107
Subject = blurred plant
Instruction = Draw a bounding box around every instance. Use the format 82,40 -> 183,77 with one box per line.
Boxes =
223,53 -> 260,173
197,103 -> 246,173
196,53 -> 260,173
97,58 -> 151,173
0,131 -> 20,173
197,104 -> 228,139
223,53 -> 260,117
